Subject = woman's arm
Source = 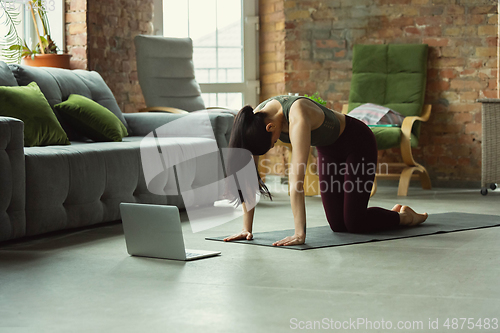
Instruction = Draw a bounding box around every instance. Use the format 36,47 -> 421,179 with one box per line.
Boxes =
238,156 -> 261,234
242,202 -> 255,233
223,202 -> 254,241
224,155 -> 261,242
272,102 -> 311,246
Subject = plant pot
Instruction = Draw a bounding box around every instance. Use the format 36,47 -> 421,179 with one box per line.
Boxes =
22,54 -> 72,69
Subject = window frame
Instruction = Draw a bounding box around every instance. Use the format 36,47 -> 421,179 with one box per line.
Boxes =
157,0 -> 260,108
0,1 -> 26,63
45,0 -> 65,53
0,0 -> 65,63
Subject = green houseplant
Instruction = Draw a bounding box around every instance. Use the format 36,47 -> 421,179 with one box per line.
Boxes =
304,92 -> 327,106
1,0 -> 70,68
0,0 -> 23,63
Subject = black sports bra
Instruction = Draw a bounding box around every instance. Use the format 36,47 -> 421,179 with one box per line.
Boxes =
256,95 -> 341,146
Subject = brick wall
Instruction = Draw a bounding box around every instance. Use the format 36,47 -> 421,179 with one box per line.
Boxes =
260,0 -> 289,175
87,0 -> 153,113
262,0 -> 498,184
65,0 -> 87,69
260,0 -> 286,101
65,0 -> 154,113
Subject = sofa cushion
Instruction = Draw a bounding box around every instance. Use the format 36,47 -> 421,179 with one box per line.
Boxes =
8,64 -> 130,136
54,94 -> 128,142
23,137 -> 219,236
0,82 -> 70,147
0,61 -> 18,86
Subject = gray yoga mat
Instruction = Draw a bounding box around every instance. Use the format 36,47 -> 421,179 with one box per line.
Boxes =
206,212 -> 500,250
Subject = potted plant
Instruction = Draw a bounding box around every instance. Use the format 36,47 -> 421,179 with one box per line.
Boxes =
303,92 -> 327,106
1,0 -> 71,68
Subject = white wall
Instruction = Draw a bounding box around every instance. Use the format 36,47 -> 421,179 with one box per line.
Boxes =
46,0 -> 65,52
153,0 -> 163,35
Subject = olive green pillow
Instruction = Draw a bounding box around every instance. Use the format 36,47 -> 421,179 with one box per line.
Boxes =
54,94 -> 128,142
0,81 -> 70,147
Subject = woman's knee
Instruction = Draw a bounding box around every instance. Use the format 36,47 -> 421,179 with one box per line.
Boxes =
328,221 -> 347,233
343,214 -> 369,233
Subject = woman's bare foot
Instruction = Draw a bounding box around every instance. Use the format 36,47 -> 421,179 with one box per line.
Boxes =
391,204 -> 403,213
399,206 -> 428,226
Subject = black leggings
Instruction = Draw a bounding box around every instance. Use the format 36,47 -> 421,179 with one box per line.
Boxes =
316,116 -> 400,233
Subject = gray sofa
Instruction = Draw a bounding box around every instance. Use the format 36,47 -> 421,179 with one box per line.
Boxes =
0,62 -> 233,242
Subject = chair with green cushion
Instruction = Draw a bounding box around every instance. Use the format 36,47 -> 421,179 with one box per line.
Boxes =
342,44 -> 432,196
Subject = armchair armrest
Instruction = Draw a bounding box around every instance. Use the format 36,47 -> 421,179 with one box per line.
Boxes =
203,107 -> 238,116
138,106 -> 237,116
0,117 -> 26,241
400,104 -> 432,166
0,116 -> 24,149
400,104 -> 431,138
123,112 -> 234,149
341,104 -> 431,166
206,106 -> 232,110
124,112 -> 187,136
138,106 -> 188,114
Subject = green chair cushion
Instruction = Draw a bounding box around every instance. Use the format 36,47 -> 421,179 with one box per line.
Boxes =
0,82 -> 70,147
371,126 -> 419,151
348,44 -> 428,143
54,94 -> 128,142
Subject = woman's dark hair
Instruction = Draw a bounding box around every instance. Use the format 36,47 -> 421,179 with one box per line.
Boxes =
229,105 -> 273,155
225,105 -> 273,203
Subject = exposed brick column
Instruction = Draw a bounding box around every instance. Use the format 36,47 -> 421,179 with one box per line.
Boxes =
259,0 -> 288,176
87,0 -> 154,113
65,0 -> 88,69
259,0 -> 286,101
65,0 -> 154,113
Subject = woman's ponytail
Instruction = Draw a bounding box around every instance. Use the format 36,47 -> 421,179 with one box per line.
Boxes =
226,105 -> 273,204
229,105 -> 254,151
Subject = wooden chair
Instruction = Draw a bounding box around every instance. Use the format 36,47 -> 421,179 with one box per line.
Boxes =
343,44 -> 432,196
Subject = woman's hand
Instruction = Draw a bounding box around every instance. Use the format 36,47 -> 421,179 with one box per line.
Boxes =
223,230 -> 253,242
272,234 -> 305,246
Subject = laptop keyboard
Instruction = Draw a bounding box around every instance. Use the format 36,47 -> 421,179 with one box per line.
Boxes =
185,252 -> 199,259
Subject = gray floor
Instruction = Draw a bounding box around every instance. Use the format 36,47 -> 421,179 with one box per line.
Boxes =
1,183 -> 500,333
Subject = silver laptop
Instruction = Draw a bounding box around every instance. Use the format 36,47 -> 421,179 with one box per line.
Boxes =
120,203 -> 221,261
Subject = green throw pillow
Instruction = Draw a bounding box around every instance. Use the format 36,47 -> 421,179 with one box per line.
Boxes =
0,82 -> 70,147
54,94 -> 128,142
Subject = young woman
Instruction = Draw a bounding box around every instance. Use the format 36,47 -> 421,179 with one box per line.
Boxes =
223,95 -> 428,247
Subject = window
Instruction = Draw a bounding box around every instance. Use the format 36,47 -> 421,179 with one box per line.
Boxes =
46,0 -> 64,52
160,0 -> 259,109
0,0 -> 64,63
0,1 -> 26,63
